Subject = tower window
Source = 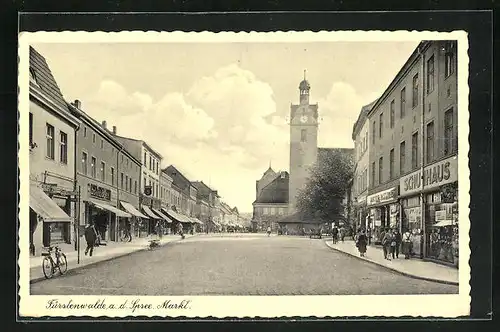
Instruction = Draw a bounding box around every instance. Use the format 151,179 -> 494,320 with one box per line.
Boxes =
301,129 -> 307,142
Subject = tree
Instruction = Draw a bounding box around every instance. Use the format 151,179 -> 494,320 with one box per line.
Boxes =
296,149 -> 355,222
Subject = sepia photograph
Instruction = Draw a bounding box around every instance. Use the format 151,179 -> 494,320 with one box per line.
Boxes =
18,30 -> 470,318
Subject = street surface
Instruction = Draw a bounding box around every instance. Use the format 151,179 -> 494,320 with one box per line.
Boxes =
31,233 -> 458,295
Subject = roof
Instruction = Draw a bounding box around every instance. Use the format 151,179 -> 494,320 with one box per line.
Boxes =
112,134 -> 163,160
351,99 -> 378,140
254,171 -> 289,204
29,46 -> 69,113
164,165 -> 195,190
299,79 -> 311,90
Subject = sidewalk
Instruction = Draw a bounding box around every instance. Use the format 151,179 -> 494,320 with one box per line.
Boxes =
30,234 -> 196,283
324,239 -> 459,286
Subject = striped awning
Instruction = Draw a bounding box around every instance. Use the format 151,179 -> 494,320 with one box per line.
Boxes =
90,200 -> 132,218
142,205 -> 160,219
120,201 -> 148,219
30,185 -> 72,222
162,208 -> 192,223
152,208 -> 173,223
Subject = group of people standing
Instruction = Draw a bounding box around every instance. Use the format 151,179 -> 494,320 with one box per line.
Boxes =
352,227 -> 414,260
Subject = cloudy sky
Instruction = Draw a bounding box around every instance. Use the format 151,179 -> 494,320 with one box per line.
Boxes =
33,41 -> 419,213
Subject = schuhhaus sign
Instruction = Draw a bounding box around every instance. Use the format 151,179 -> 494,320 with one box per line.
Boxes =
367,187 -> 398,207
89,184 -> 111,201
400,156 -> 458,197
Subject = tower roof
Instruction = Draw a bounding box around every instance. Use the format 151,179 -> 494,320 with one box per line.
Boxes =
299,69 -> 310,90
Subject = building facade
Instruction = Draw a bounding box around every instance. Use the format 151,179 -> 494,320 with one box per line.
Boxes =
362,40 -> 458,265
68,102 -> 145,242
192,181 -> 220,232
351,101 -> 376,231
28,46 -> 80,256
288,75 -> 319,211
252,169 -> 289,232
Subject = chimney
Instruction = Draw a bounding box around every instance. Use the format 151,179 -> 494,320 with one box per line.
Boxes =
102,120 -> 107,129
73,99 -> 81,109
112,126 -> 117,135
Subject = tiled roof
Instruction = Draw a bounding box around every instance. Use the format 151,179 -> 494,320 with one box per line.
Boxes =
352,99 -> 378,140
29,46 -> 69,112
254,171 -> 289,204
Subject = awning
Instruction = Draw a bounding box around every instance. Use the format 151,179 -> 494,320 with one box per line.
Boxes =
152,208 -> 173,223
142,205 -> 160,219
432,220 -> 456,227
30,185 -> 72,222
162,208 -> 192,223
120,201 -> 148,218
89,200 -> 132,218
190,217 -> 204,225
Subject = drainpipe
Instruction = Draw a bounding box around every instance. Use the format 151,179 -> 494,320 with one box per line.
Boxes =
419,44 -> 427,259
116,144 -> 124,242
73,124 -> 79,251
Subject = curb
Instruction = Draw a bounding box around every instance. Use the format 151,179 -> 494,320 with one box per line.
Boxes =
323,240 -> 459,286
30,235 -> 197,284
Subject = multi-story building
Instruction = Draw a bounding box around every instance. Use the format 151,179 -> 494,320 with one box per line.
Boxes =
28,46 -> 80,256
112,133 -> 165,234
362,40 -> 458,265
68,102 -> 146,242
351,100 -> 377,231
192,181 -> 220,232
252,168 -> 289,232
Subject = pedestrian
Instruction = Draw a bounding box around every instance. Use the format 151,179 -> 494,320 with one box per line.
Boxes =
340,227 -> 345,242
379,227 -> 386,246
267,226 -> 271,237
390,229 -> 398,259
332,226 -> 338,244
402,230 -> 413,259
178,223 -> 184,239
356,229 -> 368,257
381,228 -> 393,260
394,229 -> 402,258
367,227 -> 372,245
84,223 -> 98,257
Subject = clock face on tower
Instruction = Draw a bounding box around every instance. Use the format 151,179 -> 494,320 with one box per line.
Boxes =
300,115 -> 308,123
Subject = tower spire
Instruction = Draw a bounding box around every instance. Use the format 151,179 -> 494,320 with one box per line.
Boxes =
304,69 -> 306,80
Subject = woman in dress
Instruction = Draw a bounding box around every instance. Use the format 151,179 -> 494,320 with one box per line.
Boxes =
356,230 -> 368,257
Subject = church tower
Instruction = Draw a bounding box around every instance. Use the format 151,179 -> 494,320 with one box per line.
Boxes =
288,71 -> 319,212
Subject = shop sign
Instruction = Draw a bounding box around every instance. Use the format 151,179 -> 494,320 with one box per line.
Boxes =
367,187 -> 398,206
89,184 -> 111,201
356,194 -> 367,205
400,156 -> 458,197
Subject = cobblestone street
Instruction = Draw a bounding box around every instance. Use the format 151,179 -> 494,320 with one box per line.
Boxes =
31,233 -> 458,296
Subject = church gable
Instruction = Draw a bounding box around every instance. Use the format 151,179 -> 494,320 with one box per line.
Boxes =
255,172 -> 289,204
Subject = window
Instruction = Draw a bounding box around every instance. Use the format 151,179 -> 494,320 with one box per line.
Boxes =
29,113 -> 33,145
444,108 -> 455,155
378,157 -> 384,184
149,156 -> 152,170
371,162 -> 375,188
379,113 -> 383,138
445,50 -> 455,78
92,133 -> 96,144
121,155 -> 124,163
111,167 -> 115,186
400,141 -> 406,175
59,131 -> 68,164
400,87 -> 406,118
46,123 -> 55,159
301,129 -> 307,142
426,121 -> 435,162
390,100 -> 395,128
412,132 -> 419,170
427,55 -> 435,93
82,152 -> 88,175
372,121 -> 376,145
125,175 -> 129,191
412,73 -> 419,108
144,152 -> 147,165
129,178 -> 133,192
389,149 -> 394,180
100,139 -> 104,149
83,127 -> 87,137
121,173 -> 124,189
91,157 -> 96,178
100,161 -> 106,182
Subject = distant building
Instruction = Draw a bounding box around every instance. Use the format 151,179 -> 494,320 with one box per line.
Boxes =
251,169 -> 289,232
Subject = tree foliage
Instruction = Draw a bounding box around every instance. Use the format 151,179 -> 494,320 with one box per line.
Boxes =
296,150 -> 354,222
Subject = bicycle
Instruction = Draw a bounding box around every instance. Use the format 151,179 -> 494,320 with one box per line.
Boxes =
120,228 -> 132,242
41,245 -> 67,279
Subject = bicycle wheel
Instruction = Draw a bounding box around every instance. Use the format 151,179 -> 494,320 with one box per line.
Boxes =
58,253 -> 68,275
42,256 -> 54,279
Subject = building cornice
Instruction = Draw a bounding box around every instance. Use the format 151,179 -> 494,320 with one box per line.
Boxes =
30,86 -> 80,129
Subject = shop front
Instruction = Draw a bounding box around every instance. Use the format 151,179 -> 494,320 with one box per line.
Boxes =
399,155 -> 459,266
353,194 -> 367,232
366,186 -> 399,244
29,184 -> 74,256
120,201 -> 149,240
